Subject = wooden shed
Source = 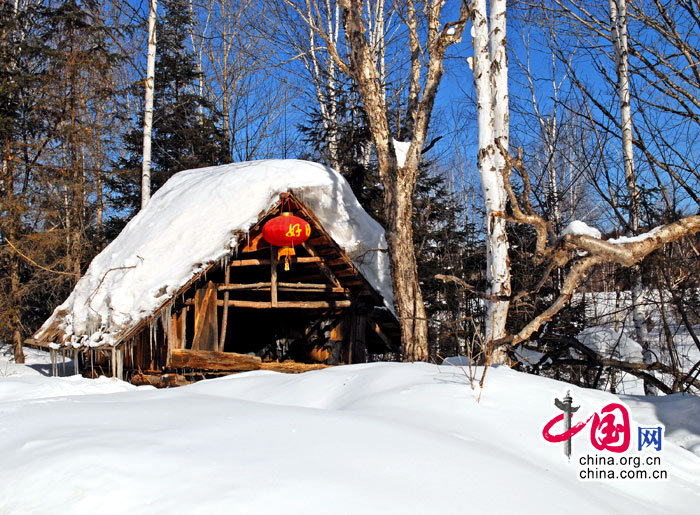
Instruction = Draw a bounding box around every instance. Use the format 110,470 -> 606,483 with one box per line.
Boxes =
29,161 -> 400,386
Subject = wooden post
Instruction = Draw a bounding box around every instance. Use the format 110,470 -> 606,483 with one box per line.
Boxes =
219,262 -> 231,352
192,281 -> 218,351
181,307 -> 187,349
270,246 -> 278,307
354,312 -> 367,363
62,350 -> 66,376
111,347 -> 117,377
346,313 -> 354,365
74,349 -> 80,375
116,348 -> 124,380
50,349 -> 56,376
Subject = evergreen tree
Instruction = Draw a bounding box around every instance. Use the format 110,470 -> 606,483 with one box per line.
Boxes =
109,0 -> 228,232
413,170 -> 484,360
299,84 -> 383,223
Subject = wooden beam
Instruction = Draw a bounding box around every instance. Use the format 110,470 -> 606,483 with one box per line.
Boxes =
116,348 -> 124,380
192,281 -> 218,351
217,282 -> 348,294
169,349 -> 262,371
240,232 -> 267,252
230,256 -> 321,267
300,242 -> 343,288
259,361 -> 330,373
215,300 -> 352,309
372,322 -> 393,348
333,269 -> 357,278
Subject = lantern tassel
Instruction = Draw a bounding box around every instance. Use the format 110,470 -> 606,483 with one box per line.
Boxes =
278,247 -> 295,271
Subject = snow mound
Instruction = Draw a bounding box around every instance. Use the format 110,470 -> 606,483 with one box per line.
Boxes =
0,374 -> 144,403
35,160 -> 393,348
0,363 -> 698,514
441,355 -> 471,366
578,326 -> 644,363
561,220 -> 602,239
392,139 -> 411,168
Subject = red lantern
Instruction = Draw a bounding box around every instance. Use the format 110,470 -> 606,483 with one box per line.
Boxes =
262,212 -> 311,270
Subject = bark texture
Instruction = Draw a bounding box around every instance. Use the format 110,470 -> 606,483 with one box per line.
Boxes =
141,0 -> 157,210
471,0 -> 511,365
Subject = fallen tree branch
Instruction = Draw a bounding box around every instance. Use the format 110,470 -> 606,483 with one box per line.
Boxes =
493,142 -> 700,348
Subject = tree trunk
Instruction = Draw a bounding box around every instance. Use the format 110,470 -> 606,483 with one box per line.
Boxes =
141,0 -> 158,210
609,0 -> 651,391
386,177 -> 429,361
472,0 -> 512,365
336,0 -> 431,361
8,216 -> 24,364
11,258 -> 24,364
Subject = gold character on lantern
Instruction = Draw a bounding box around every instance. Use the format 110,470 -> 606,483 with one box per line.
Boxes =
285,224 -> 302,238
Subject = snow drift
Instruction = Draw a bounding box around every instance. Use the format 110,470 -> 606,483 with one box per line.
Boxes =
0,353 -> 699,514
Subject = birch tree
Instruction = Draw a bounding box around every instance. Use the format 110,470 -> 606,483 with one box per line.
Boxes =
470,0 -> 511,364
287,0 -> 470,360
608,0 -> 651,390
141,0 -> 157,209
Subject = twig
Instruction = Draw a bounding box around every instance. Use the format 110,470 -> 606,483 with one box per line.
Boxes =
435,274 -> 506,302
2,238 -> 79,277
88,258 -> 143,306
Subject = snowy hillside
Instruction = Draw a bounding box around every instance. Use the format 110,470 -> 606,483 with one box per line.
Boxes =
1,348 -> 699,514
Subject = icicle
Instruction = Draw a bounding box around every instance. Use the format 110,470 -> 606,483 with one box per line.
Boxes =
160,303 -> 172,341
149,317 -> 156,357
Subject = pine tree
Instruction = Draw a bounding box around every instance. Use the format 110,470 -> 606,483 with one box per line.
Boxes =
413,170 -> 484,360
299,83 -> 383,223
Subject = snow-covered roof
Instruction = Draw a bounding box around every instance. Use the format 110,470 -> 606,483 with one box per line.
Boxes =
35,160 -> 393,348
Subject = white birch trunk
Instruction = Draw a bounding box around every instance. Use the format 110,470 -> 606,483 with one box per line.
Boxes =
141,0 -> 157,210
472,0 -> 511,364
609,0 -> 650,378
188,0 -> 205,120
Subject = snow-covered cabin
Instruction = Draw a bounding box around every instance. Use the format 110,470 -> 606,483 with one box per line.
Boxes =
29,160 -> 400,385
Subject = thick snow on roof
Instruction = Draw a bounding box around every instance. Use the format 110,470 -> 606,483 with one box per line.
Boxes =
35,160 -> 393,348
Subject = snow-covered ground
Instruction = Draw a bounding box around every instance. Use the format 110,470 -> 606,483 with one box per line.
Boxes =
1,346 -> 699,514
